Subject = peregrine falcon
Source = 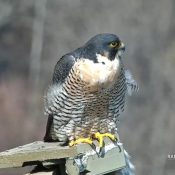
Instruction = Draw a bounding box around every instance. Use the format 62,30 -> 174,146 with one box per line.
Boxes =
44,34 -> 138,151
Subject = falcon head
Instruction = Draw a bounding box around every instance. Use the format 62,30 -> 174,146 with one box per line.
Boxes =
74,34 -> 125,88
83,33 -> 125,62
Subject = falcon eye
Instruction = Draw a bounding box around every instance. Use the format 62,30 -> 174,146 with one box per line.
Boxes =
109,41 -> 121,48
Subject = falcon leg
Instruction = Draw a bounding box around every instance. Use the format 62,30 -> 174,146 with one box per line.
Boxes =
69,137 -> 93,147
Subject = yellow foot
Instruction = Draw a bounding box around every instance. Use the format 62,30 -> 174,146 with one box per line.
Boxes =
93,132 -> 117,147
69,137 -> 93,147
93,132 -> 119,157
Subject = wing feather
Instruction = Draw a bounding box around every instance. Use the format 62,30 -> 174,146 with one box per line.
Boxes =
125,70 -> 139,96
52,54 -> 76,84
44,54 -> 76,141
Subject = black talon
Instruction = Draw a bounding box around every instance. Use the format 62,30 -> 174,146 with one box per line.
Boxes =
99,146 -> 105,158
98,140 -> 105,158
90,143 -> 96,151
117,144 -> 122,152
113,140 -> 122,152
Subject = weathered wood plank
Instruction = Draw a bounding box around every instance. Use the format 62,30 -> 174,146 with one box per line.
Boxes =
0,141 -> 77,169
25,171 -> 53,175
0,139 -> 126,175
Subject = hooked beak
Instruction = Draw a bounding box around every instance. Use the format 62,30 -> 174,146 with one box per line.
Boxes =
119,42 -> 125,52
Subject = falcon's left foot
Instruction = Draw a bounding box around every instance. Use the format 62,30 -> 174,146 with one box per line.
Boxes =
69,137 -> 93,147
93,132 -> 119,157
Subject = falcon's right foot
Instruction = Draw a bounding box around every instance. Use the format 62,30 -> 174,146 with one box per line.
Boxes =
93,132 -> 120,157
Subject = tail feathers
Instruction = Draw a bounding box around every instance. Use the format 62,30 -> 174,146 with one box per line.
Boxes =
115,150 -> 135,175
44,115 -> 54,142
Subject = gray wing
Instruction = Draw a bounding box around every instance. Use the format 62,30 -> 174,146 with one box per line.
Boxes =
52,54 -> 76,84
125,70 -> 139,96
44,54 -> 76,142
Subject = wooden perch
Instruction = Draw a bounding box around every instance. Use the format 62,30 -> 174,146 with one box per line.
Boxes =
0,139 -> 126,175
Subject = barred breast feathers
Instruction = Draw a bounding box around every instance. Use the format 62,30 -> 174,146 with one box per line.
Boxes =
45,55 -> 122,115
45,58 -> 138,116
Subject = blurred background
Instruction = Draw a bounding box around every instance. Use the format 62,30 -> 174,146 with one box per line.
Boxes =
0,0 -> 175,175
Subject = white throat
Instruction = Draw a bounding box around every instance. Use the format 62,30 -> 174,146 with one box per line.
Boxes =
96,53 -> 120,69
78,53 -> 121,85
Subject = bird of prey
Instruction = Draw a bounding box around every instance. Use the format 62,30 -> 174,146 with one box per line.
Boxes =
44,33 -> 138,151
